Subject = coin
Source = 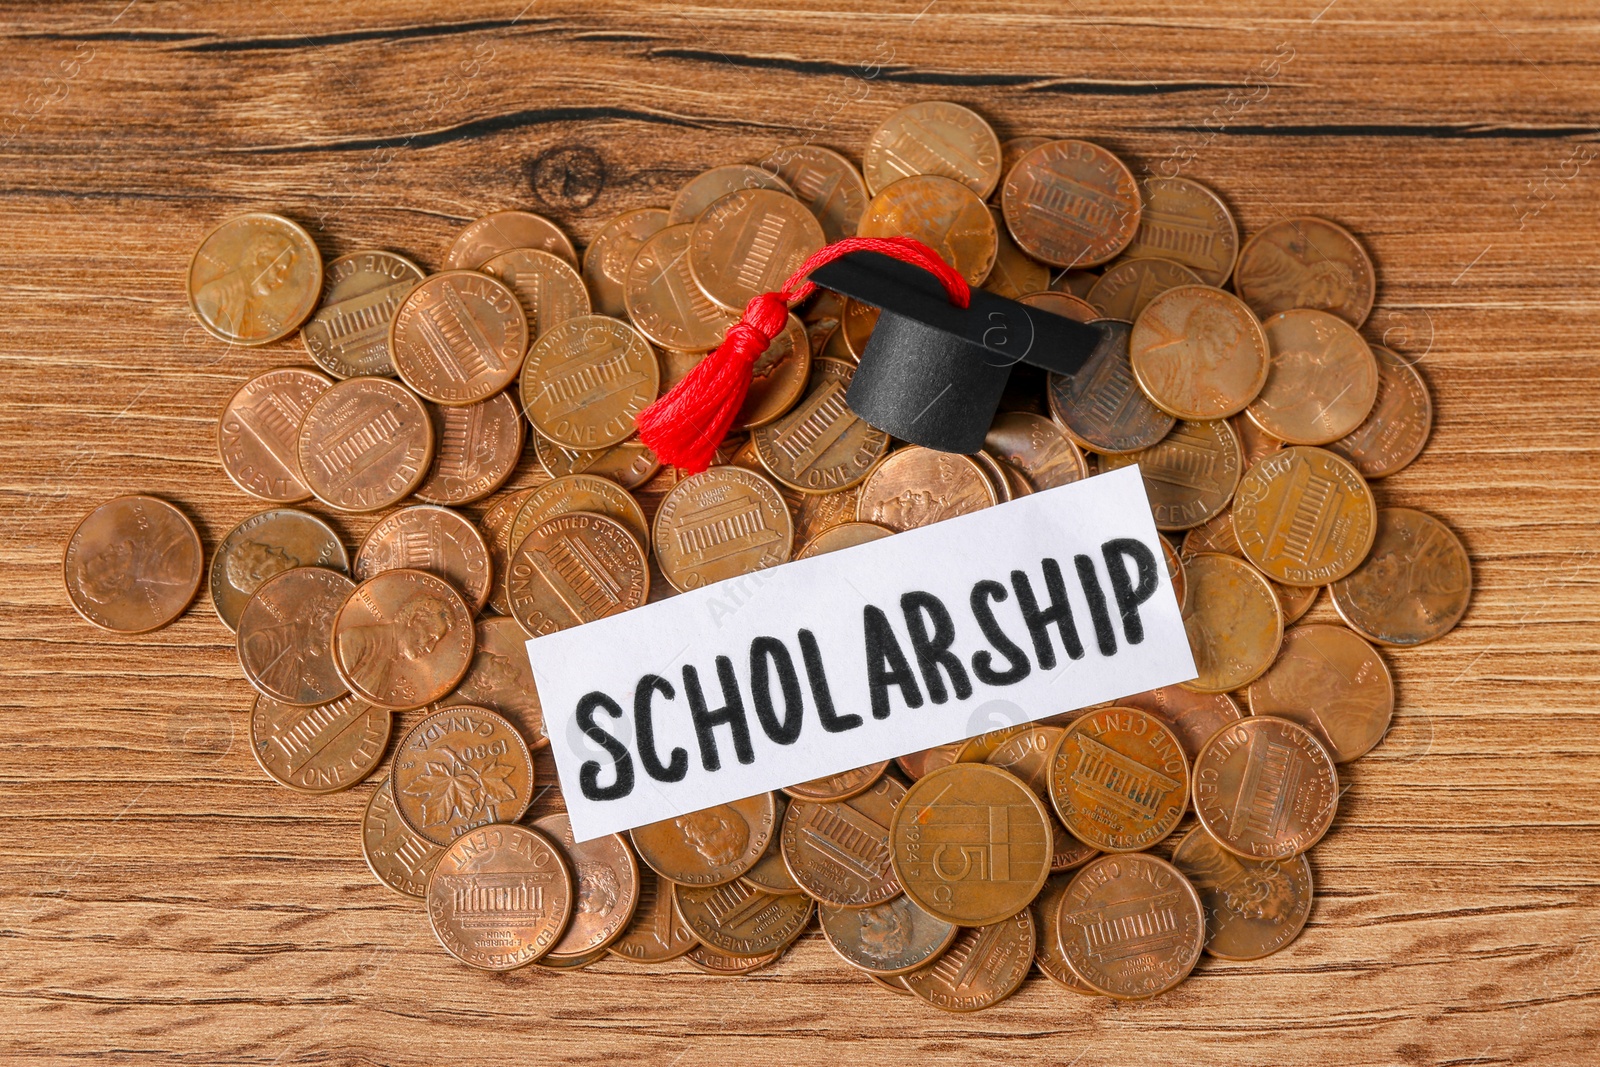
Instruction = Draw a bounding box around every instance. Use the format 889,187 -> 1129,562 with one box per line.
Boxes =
333,569 -> 475,710
668,164 -> 795,225
1234,215 -> 1375,326
425,823 -> 573,970
857,174 -> 997,285
841,296 -> 880,360
630,794 -> 778,886
624,224 -> 740,351
1329,506 -> 1471,647
444,210 -> 577,269
1052,269 -> 1100,299
295,376 -> 434,512
1031,872 -> 1098,994
982,206 -> 1050,299
509,473 -> 649,553
869,973 -> 913,995
1162,534 -> 1187,611
1247,623 -> 1392,762
1001,140 -> 1141,268
781,761 -> 889,802
479,246 -> 591,338
361,778 -> 444,898
1057,853 -> 1204,998
608,866 -> 698,963
1117,685 -> 1245,764
1022,288 -> 1100,325
1178,552 -> 1284,693
236,567 -> 354,706
440,616 -> 548,747
392,704 -> 535,845
674,881 -> 813,957
1097,418 -> 1242,530
895,742 -> 964,782
995,135 -> 1051,193
1244,308 -> 1379,445
1048,320 -> 1175,456
478,487 -> 539,616
820,896 -> 958,976
972,448 -> 1018,502
982,412 -> 1088,490
653,466 -> 793,592
1181,507 -> 1318,624
249,691 -> 389,794
736,312 -> 811,430
760,144 -> 870,243
781,775 -> 905,907
1121,177 -> 1240,286
863,100 -> 1002,197
890,762 -> 1052,926
583,207 -> 671,317
1192,716 -> 1339,859
530,812 -> 641,962
507,512 -> 648,635
1088,258 -> 1202,321
390,270 -> 529,406
1327,344 -> 1432,478
412,391 -> 524,506
534,433 -> 661,489
1048,706 -> 1188,853
689,188 -> 826,312
857,447 -> 996,531
684,942 -> 786,975
902,909 -> 1035,1012
355,504 -> 494,612
752,358 -> 890,494
1130,285 -> 1270,420
300,250 -> 424,378
519,315 -> 658,450
1170,825 -> 1313,960
985,726 -> 1098,872
1232,411 -> 1285,468
1231,445 -> 1377,585
790,482 -> 865,545
210,508 -> 346,632
188,213 -> 322,345
218,367 -> 332,503
743,809 -> 802,894
796,521 -> 893,559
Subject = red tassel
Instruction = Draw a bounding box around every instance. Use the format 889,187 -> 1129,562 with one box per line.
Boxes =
634,235 -> 969,474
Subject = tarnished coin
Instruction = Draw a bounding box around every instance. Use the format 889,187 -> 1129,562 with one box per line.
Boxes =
1192,716 -> 1339,859
300,250 -> 424,378
531,813 -> 641,962
761,144 -> 870,243
1023,288 -> 1099,323
507,512 -> 648,635
781,776 -> 905,907
736,312 -> 811,430
857,447 -> 996,531
1098,418 -> 1242,530
1052,269 -> 1101,299
630,794 -> 778,886
796,521 -> 893,559
674,881 -> 813,958
361,778 -> 444,898
983,206 -> 1051,299
744,812 -> 802,895
985,726 -> 1098,873
857,174 -> 997,285
1327,344 -> 1432,478
625,224 -> 740,351
1088,258 -> 1202,321
863,100 -> 1002,198
1001,140 -> 1141,268
1233,411 -> 1286,468
1049,707 -> 1189,853
1131,285 -> 1270,420
295,376 -> 434,513
1330,506 -> 1471,647
996,135 -> 1051,193
903,910 -> 1035,1012
1121,177 -> 1240,286
1032,872 -> 1098,994
534,433 -> 661,489
478,487 -> 539,617
426,823 -> 572,970
440,616 -> 547,747
753,358 -> 890,494
608,866 -> 698,963
820,896 -> 959,976
653,466 -> 793,592
236,567 -> 354,706
1232,445 -> 1377,585
1248,309 -> 1379,444
392,705 -> 535,845
689,188 -> 826,312
782,761 -> 889,802
1247,624 -> 1392,762
250,691 -> 389,794
983,412 -> 1088,490
444,210 -> 577,269
890,762 -> 1053,926
218,367 -> 332,503
1179,552 -> 1284,693
210,508 -> 346,632
390,270 -> 529,406
333,569 -> 475,710
583,207 -> 670,317
1171,825 -> 1313,960
1118,686 -> 1245,764
479,246 -> 591,339
684,942 -> 787,975
668,164 -> 795,225
412,392 -> 524,506
895,742 -> 964,781
188,212 -> 322,345
1057,853 -> 1204,998
520,315 -> 658,450
510,473 -> 649,553
355,504 -> 493,612
1234,215 -> 1375,326
1048,320 -> 1175,455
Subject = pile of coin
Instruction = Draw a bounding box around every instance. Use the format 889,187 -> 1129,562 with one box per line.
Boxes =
61,98 -> 1472,1008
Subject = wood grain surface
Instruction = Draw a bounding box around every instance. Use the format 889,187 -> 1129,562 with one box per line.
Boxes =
3,2 -> 1598,1064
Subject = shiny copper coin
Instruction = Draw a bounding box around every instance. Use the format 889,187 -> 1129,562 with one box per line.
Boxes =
1192,715 -> 1339,859
1171,825 -> 1313,960
355,504 -> 493,612
1327,344 -> 1432,478
1118,685 -> 1244,764
392,705 -> 535,845
391,270 -> 528,406
790,483 -> 865,545
630,794 -> 778,886
858,174 -> 997,285
188,212 -> 322,345
863,100 -> 1002,198
982,205 -> 1050,299
1023,288 -> 1100,323
440,616 -> 547,747
903,910 -> 1035,1012
236,567 -> 354,706
520,315 -> 657,450
412,392 -> 523,506
1234,215 -> 1375,326
1001,140 -> 1141,268
737,312 -> 811,430
1329,506 -> 1471,647
983,412 -> 1088,490
952,723 -> 1030,765
895,742 -> 964,782
752,358 -> 889,494
782,761 -> 889,802
625,224 -> 741,352
1247,623 -> 1393,762
506,512 -> 648,635
1032,872 -> 1099,994
300,249 -> 424,378
972,449 -> 1017,502
531,812 -> 641,962
444,210 -> 576,269
986,726 -> 1098,872
674,881 -> 813,958
689,188 -> 825,312
1097,417 -> 1242,531
1049,706 -> 1188,853
426,823 -> 572,970
857,447 -> 996,532
250,691 -> 389,794
820,896 -> 958,977
781,776 -> 905,907
210,507 -> 347,632
1179,552 -> 1284,693
478,487 -> 539,617
1057,853 -> 1204,998
743,814 -> 802,894
684,942 -> 786,975
509,473 -> 648,555
361,777 -> 444,898
1162,534 -> 1187,612
1232,445 -> 1377,585
1233,411 -> 1285,468
796,521 -> 893,559
295,376 -> 434,513
583,207 -> 670,317
1248,309 -> 1379,444
218,367 -> 331,503
608,866 -> 698,963
1048,320 -> 1175,456
1088,257 -> 1202,321
1122,177 -> 1240,286
1182,508 -> 1318,623
1131,284 -> 1270,420
479,246 -> 590,339
653,466 -> 792,592
534,433 -> 661,489
668,164 -> 794,225
333,569 -> 475,710
760,144 -> 869,243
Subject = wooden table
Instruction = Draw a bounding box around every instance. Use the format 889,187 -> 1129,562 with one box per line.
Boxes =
4,2 -> 1597,1063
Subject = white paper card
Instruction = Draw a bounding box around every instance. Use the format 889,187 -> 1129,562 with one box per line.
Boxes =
526,466 -> 1197,841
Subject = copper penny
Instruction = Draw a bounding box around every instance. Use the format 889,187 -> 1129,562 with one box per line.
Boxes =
1182,508 -> 1318,624
1327,344 -> 1432,478
1192,716 -> 1339,859
444,210 -> 577,269
355,504 -> 493,612
668,164 -> 794,225
841,296 -> 880,360
735,312 -> 812,430
608,866 -> 698,963
820,896 -> 958,977
1118,685 -> 1245,764
1023,288 -> 1100,323
440,615 -> 547,748
858,174 -> 997,286
781,776 -> 905,907
1131,284 -> 1270,420
1048,319 -> 1175,455
506,511 -> 648,635
218,367 -> 332,503
249,690 -> 389,794
1048,706 -> 1188,853
1179,552 -> 1284,693
1001,140 -> 1141,268
790,482 -> 865,545
684,942 -> 787,975
479,246 -> 590,339
1089,258 -> 1202,321
412,392 -> 524,506
478,488 -> 540,617
1097,417 -> 1242,531
531,812 -> 641,962
782,761 -> 889,803
869,973 -> 913,995
300,249 -> 424,378
520,315 -> 658,450
509,473 -> 648,553
996,136 -> 1051,193
333,568 -> 475,710
902,909 -> 1035,1012
1052,269 -> 1101,299
1122,177 -> 1240,286
796,521 -> 893,559
630,794 -> 778,886
236,567 -> 354,706
391,270 -> 528,406
1171,825 -> 1313,960
1162,534 -> 1188,612
971,449 -> 1017,502
1247,309 -> 1379,444
624,223 -> 746,351
1232,411 -> 1285,468
674,881 -> 813,958
392,705 -> 535,845
583,207 -> 670,317
760,143 -> 869,243
210,507 -> 347,632
653,466 -> 793,591
534,433 -> 661,489
1231,445 -> 1377,585
425,823 -> 572,970
752,358 -> 889,494
982,411 -> 1088,491
689,188 -> 825,312
361,777 -> 443,898
1032,872 -> 1099,994
864,100 -> 1002,198
295,376 -> 433,513
1234,215 -> 1375,327
743,810 -> 802,894
895,742 -> 964,782
1247,623 -> 1392,762
1057,853 -> 1204,998
188,212 -> 322,345
986,726 -> 1098,873
857,447 -> 996,532
982,206 -> 1050,299
1329,506 -> 1471,647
